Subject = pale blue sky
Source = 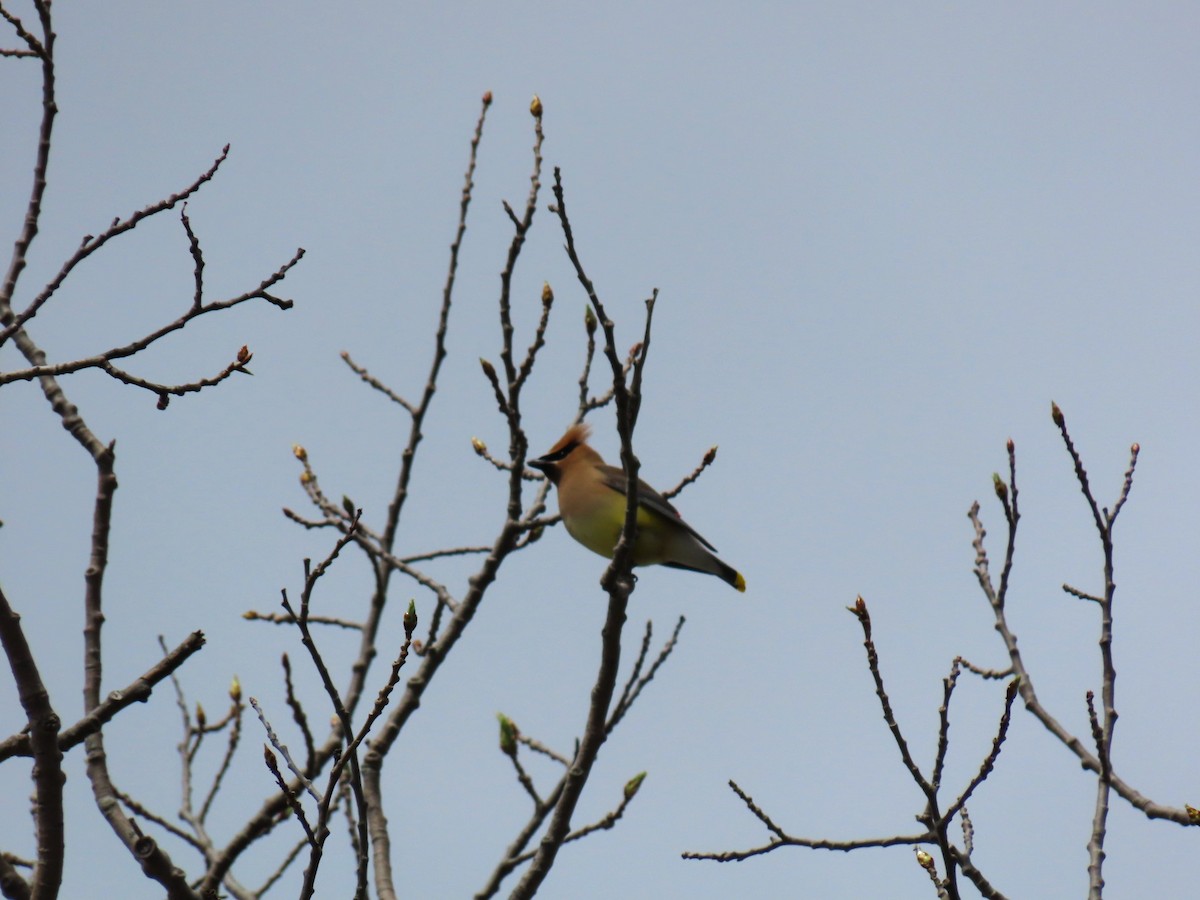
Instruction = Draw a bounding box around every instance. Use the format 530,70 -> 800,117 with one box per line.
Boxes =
2,3 -> 1198,898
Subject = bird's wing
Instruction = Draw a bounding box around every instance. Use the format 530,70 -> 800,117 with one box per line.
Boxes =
598,464 -> 718,551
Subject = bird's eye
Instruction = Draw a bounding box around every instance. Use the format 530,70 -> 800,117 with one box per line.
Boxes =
543,441 -> 577,462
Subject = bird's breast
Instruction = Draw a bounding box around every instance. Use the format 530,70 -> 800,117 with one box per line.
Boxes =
559,481 -> 669,564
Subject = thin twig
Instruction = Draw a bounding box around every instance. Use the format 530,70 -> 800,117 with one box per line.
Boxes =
113,787 -> 205,852
1062,583 -> 1102,604
608,616 -> 685,731
2,145 -> 232,342
953,657 -> 1013,680
942,679 -> 1019,825
199,694 -> 244,824
662,446 -> 718,500
505,777 -> 645,866
260,741 -> 316,845
683,779 -> 933,862
516,734 -> 571,768
2,249 -> 301,396
250,697 -> 320,807
341,351 -> 415,414
848,597 -> 930,794
282,654 -> 317,773
0,630 -> 205,762
243,611 -> 362,630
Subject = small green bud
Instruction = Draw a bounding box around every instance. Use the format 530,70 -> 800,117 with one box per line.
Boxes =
403,600 -> 418,637
529,94 -> 543,118
584,305 -> 597,335
623,771 -> 647,800
992,473 -> 1008,502
542,282 -> 554,306
497,713 -> 517,757
1051,401 -> 1064,427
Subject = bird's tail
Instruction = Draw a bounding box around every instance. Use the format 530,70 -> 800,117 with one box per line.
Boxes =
663,555 -> 746,592
716,560 -> 747,593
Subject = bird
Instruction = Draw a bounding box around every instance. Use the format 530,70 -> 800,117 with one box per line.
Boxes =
528,423 -> 746,592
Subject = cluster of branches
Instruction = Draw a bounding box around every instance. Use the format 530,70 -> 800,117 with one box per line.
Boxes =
1,6 -> 710,899
227,95 -> 692,900
685,406 -> 1197,898
1,4 -> 300,899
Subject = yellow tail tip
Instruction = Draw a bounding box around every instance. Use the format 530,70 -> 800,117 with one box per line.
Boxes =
734,572 -> 746,593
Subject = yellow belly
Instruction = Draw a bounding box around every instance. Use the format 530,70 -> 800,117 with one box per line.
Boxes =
562,493 -> 668,566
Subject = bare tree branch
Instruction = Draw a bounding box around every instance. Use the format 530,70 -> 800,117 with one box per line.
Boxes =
507,159 -> 656,900
0,630 -> 205,762
0,584 -> 63,899
683,780 -> 932,862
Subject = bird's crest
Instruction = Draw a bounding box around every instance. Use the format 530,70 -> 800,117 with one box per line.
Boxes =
546,422 -> 591,457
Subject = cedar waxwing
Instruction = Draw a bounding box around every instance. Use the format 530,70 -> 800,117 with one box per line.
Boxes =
529,424 -> 746,592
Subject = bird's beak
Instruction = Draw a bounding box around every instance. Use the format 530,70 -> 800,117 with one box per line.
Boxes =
528,457 -> 550,474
